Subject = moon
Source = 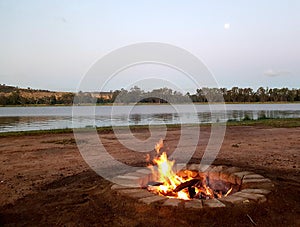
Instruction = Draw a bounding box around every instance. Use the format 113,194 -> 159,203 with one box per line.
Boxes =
224,23 -> 230,30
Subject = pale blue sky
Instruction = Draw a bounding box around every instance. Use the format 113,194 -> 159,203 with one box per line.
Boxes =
0,0 -> 299,92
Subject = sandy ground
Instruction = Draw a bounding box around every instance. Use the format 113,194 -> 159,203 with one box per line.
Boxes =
0,125 -> 299,226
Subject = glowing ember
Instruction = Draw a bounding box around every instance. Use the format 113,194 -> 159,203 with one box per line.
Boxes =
147,139 -> 232,200
224,187 -> 233,197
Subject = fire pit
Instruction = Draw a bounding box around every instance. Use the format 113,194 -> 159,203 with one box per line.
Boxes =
111,140 -> 274,208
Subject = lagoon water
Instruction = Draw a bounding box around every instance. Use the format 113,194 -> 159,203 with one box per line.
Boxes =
0,104 -> 299,132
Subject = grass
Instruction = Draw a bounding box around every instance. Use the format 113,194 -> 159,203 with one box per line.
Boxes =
0,118 -> 299,137
226,118 -> 300,127
0,128 -> 74,137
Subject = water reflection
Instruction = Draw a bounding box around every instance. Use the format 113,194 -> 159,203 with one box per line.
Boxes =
0,105 -> 299,132
152,113 -> 173,121
0,116 -> 73,132
129,114 -> 141,124
198,112 -> 211,123
0,117 -> 22,126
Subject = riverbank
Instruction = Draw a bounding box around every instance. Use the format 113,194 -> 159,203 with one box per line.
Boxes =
0,123 -> 299,226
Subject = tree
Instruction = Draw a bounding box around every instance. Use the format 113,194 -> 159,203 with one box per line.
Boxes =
59,93 -> 75,104
8,91 -> 21,105
0,94 -> 7,105
256,87 -> 267,102
50,95 -> 57,105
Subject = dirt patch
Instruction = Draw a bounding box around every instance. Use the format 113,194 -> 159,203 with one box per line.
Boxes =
0,126 -> 299,226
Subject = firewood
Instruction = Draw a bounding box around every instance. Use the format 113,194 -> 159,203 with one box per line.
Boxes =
147,181 -> 163,186
174,179 -> 200,192
188,186 -> 196,198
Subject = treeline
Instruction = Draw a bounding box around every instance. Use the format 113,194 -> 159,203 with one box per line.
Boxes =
91,86 -> 300,104
188,87 -> 300,103
0,84 -> 75,105
111,87 -> 189,104
72,87 -> 189,104
0,90 -> 75,105
105,86 -> 300,103
1,84 -> 300,105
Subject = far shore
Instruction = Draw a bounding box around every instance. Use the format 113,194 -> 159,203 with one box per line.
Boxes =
1,101 -> 300,108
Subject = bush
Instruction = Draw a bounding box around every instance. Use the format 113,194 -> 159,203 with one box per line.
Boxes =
242,114 -> 251,121
258,113 -> 269,120
227,118 -> 238,122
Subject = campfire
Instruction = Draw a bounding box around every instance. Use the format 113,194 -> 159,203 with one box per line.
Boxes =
147,139 -> 233,200
112,139 -> 273,207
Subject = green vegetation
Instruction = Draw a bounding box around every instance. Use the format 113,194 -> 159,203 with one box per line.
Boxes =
106,86 -> 300,104
227,118 -> 300,127
1,84 -> 300,106
242,114 -> 252,121
189,87 -> 300,103
0,84 -> 74,106
0,128 -> 74,137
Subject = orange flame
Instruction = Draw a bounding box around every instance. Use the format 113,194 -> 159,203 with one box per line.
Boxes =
149,139 -> 190,200
148,139 -> 233,200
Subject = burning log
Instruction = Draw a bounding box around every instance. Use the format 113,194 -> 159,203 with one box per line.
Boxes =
147,181 -> 163,187
174,179 -> 200,192
147,182 -> 163,193
146,140 -> 237,201
188,186 -> 196,198
147,185 -> 177,197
